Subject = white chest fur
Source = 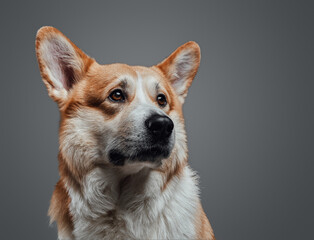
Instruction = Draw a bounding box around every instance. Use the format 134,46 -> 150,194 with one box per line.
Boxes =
64,166 -> 200,240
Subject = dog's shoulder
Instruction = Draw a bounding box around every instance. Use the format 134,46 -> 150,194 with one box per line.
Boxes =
49,180 -> 74,239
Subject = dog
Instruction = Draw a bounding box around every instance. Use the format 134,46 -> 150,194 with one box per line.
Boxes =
35,26 -> 215,240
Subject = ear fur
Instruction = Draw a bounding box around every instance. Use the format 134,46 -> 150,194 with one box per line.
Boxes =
156,41 -> 201,103
35,26 -> 94,105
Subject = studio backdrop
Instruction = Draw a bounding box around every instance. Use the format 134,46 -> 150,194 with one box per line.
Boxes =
0,1 -> 313,240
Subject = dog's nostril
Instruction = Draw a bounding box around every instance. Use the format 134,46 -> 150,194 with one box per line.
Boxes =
145,114 -> 174,138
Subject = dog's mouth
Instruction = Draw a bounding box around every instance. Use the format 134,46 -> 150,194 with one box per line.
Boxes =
109,146 -> 171,166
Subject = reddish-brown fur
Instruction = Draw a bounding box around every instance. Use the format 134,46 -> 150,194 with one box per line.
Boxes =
48,178 -> 74,238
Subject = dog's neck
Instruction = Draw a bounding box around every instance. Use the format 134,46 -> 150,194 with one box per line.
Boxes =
62,149 -> 187,208
58,147 -> 201,239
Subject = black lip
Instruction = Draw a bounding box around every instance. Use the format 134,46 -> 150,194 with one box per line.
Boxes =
109,150 -> 126,166
108,146 -> 170,166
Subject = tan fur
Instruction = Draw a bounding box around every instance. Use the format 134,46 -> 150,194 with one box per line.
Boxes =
195,203 -> 216,240
36,26 -> 215,239
49,179 -> 74,238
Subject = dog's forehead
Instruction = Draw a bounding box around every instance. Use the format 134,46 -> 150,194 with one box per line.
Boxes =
132,66 -> 161,81
92,63 -> 163,86
132,66 -> 164,93
123,65 -> 164,89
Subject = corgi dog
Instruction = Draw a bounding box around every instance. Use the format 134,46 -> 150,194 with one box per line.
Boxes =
35,26 -> 215,240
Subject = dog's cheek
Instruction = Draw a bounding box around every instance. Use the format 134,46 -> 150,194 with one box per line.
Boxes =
59,108 -> 111,172
169,111 -> 188,162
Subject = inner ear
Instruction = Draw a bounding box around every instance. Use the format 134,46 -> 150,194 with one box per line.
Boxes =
59,56 -> 76,91
63,66 -> 75,90
41,36 -> 82,91
171,49 -> 197,91
36,27 -> 95,104
156,41 -> 201,102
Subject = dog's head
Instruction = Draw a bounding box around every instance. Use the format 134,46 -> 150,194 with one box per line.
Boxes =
36,27 -> 200,175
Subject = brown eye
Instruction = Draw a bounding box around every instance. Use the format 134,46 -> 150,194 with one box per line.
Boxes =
157,94 -> 167,107
109,89 -> 125,102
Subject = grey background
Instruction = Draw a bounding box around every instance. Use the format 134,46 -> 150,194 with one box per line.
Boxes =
0,1 -> 313,239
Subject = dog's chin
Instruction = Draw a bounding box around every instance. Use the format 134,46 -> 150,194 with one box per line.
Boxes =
108,146 -> 171,168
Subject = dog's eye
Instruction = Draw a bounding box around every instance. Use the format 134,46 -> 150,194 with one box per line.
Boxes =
157,94 -> 167,107
109,89 -> 125,102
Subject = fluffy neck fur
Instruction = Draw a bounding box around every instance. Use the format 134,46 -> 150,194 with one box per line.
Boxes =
51,147 -> 202,240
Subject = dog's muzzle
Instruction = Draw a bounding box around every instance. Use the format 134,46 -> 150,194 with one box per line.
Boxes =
109,114 -> 174,166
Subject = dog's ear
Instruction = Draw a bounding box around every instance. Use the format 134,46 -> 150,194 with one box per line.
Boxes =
156,41 -> 201,103
35,26 -> 94,105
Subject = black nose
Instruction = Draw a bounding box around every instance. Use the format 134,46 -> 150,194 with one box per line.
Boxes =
145,114 -> 174,139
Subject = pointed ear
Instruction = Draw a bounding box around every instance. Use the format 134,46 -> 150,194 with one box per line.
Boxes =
156,41 -> 201,103
35,26 -> 94,105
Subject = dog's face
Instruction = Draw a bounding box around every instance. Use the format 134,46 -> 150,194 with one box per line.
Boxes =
36,27 -> 200,175
62,64 -> 178,170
